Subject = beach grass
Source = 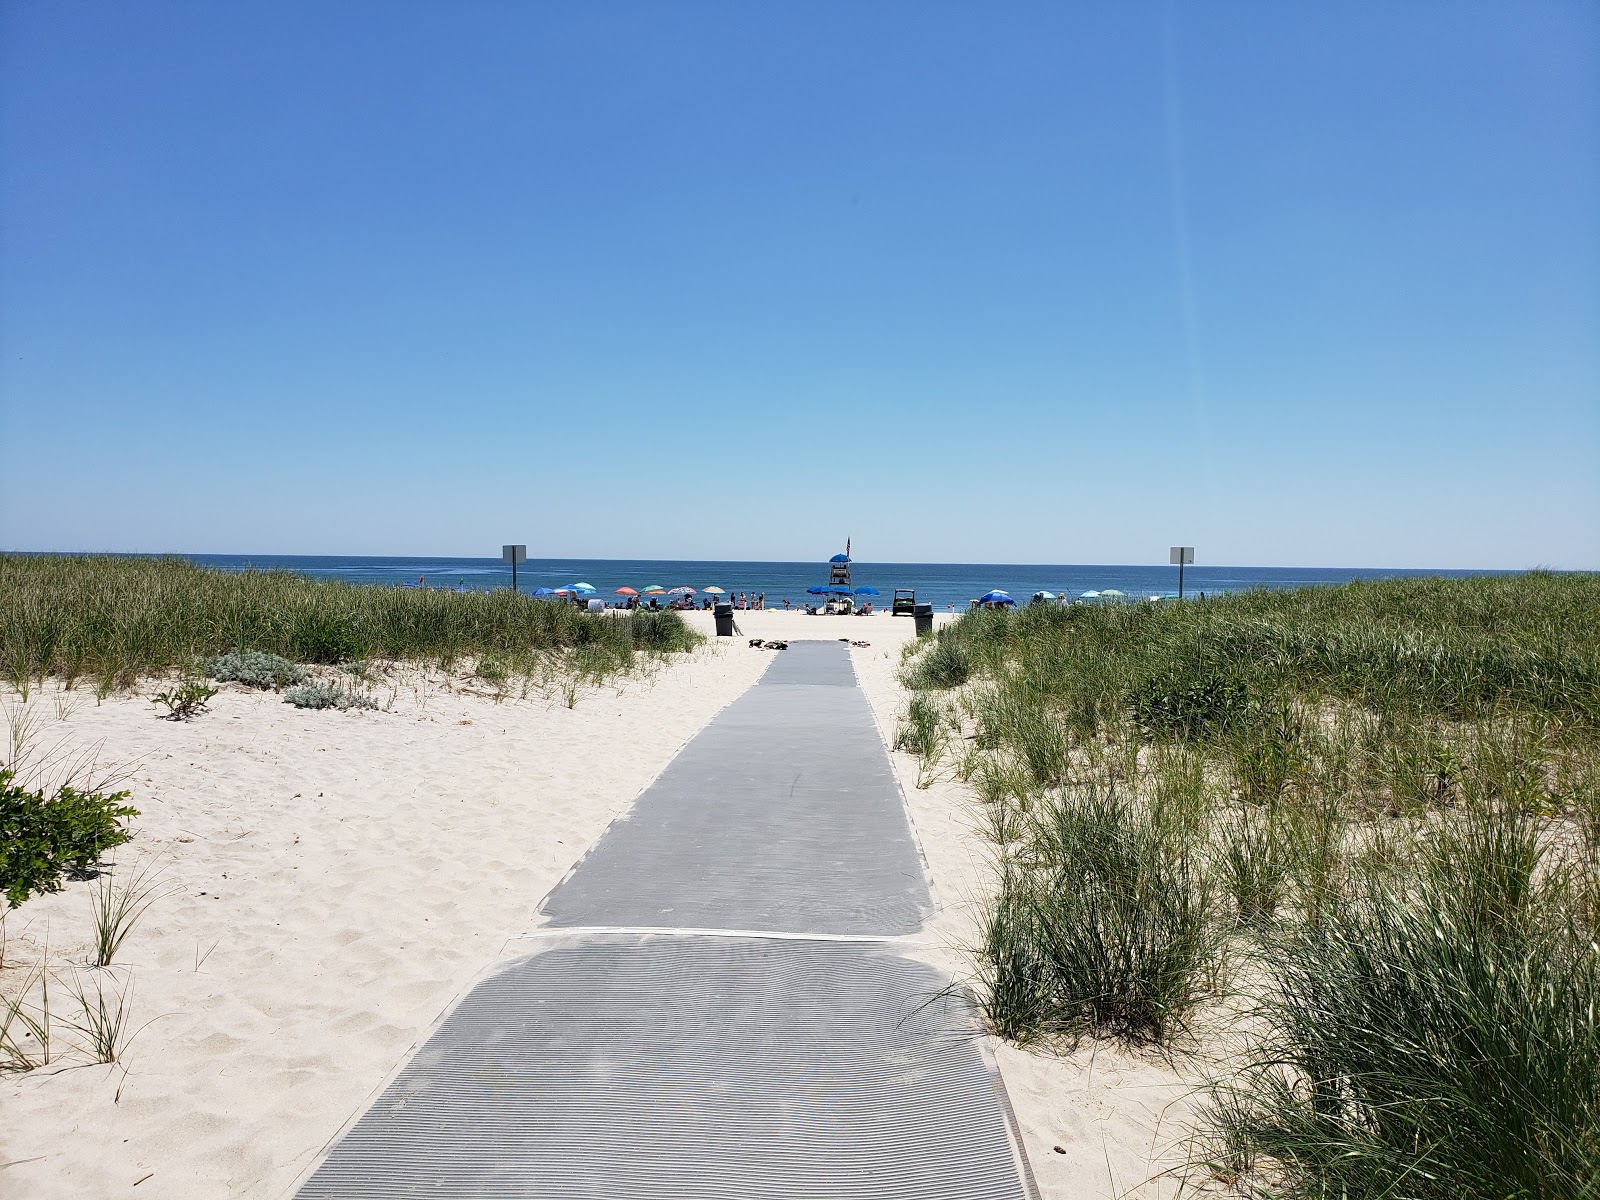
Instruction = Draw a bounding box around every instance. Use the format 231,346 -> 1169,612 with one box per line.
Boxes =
0,554 -> 700,694
897,572 -> 1600,1194
1205,800 -> 1600,1199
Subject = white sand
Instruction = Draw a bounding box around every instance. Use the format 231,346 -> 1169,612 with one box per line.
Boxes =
0,644 -> 771,1197
3,612 -> 1200,1198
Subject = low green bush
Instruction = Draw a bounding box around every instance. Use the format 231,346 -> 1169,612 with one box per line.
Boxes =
0,769 -> 139,908
1131,665 -> 1261,741
206,649 -> 306,690
292,617 -> 364,664
152,680 -> 217,720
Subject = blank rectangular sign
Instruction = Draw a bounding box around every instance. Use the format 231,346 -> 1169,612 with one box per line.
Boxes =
502,544 -> 527,564
1170,546 -> 1194,565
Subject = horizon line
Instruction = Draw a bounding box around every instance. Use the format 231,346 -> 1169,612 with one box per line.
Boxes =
1,547 -> 1587,575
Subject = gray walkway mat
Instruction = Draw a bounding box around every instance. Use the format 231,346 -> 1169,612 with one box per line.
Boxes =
756,637 -> 859,686
296,935 -> 1031,1199
540,643 -> 931,935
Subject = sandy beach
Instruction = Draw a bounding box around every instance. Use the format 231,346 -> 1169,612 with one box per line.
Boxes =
2,612 -> 1192,1199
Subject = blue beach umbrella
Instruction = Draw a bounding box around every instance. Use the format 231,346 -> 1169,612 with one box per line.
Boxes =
570,582 -> 596,593
854,586 -> 880,596
531,587 -> 556,597
829,553 -> 850,563
979,590 -> 1015,605
828,585 -> 854,595
806,586 -> 828,595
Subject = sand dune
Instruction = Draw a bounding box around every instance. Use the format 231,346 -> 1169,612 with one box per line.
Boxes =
0,643 -> 770,1197
3,613 -> 1195,1198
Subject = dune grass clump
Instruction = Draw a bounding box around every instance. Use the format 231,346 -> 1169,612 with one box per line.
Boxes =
894,693 -> 950,760
1206,801 -> 1600,1199
0,554 -> 700,695
981,785 -> 1219,1044
88,860 -> 164,966
901,635 -> 974,689
896,572 -> 1600,1192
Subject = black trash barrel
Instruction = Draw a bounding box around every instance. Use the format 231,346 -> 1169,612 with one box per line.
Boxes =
913,602 -> 934,637
714,602 -> 735,637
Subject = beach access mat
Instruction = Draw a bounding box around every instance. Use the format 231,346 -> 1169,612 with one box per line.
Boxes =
538,640 -> 932,936
295,934 -> 1032,1199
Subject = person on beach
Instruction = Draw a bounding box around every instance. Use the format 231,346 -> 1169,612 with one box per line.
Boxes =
756,593 -> 765,610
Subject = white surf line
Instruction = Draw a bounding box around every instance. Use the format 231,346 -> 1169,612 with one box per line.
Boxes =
517,924 -> 933,945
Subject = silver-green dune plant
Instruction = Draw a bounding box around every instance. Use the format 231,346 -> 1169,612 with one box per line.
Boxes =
206,649 -> 305,690
283,683 -> 379,711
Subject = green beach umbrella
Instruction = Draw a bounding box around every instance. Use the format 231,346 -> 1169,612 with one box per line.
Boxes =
642,585 -> 665,593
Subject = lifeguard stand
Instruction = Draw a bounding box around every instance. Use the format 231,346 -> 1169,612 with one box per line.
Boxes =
828,551 -> 851,589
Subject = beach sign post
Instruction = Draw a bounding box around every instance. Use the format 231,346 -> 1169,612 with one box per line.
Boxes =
1170,546 -> 1194,598
503,544 -> 527,593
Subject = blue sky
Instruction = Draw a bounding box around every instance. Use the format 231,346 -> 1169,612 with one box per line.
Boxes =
2,1 -> 1595,568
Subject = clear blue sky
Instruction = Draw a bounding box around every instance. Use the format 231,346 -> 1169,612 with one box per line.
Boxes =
2,1 -> 1596,568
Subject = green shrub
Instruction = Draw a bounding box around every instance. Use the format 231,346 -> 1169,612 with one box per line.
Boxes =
1132,666 -> 1260,741
206,649 -> 306,689
0,769 -> 139,908
283,684 -> 378,711
152,680 -> 217,720
291,617 -> 363,664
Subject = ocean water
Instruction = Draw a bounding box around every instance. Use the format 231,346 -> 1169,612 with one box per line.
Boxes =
172,554 -> 1521,611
